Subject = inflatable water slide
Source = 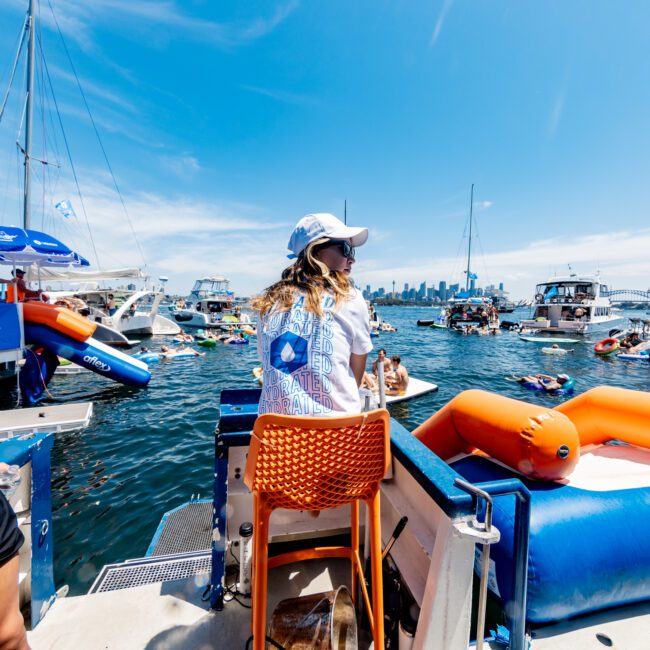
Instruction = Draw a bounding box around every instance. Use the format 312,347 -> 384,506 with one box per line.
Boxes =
414,387 -> 650,625
23,303 -> 150,389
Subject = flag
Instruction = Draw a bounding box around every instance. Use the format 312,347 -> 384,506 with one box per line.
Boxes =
544,286 -> 558,299
468,272 -> 478,280
54,199 -> 76,219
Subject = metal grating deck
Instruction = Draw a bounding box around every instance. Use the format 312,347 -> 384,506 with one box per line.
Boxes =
150,500 -> 213,557
89,551 -> 211,594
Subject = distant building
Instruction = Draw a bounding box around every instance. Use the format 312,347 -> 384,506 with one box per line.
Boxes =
438,280 -> 447,302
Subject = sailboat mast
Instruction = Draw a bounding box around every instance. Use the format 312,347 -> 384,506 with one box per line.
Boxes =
23,0 -> 36,229
465,183 -> 474,292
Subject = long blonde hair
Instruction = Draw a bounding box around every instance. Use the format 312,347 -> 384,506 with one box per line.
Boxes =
251,238 -> 353,318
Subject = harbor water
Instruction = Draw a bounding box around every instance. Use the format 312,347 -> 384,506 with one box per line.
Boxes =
2,306 -> 648,595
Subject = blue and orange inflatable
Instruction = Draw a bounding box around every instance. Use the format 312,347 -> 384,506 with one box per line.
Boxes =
414,387 -> 650,624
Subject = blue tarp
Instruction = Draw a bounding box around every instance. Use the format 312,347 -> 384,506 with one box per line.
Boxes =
0,303 -> 21,350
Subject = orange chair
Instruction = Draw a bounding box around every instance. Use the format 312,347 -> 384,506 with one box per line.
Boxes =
244,409 -> 391,650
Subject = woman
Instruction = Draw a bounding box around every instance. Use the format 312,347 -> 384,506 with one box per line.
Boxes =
252,213 -> 372,416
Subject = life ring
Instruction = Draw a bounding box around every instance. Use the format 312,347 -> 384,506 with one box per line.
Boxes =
535,293 -> 544,302
594,338 -> 620,356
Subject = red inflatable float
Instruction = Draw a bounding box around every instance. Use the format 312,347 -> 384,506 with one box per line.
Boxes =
594,337 -> 619,356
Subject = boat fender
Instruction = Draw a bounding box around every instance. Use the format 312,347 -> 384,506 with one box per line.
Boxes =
594,337 -> 619,355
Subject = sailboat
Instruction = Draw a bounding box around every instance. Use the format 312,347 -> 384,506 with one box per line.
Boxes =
444,185 -> 499,331
0,0 -> 152,402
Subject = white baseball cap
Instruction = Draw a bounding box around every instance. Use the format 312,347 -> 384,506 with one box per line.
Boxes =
287,213 -> 369,258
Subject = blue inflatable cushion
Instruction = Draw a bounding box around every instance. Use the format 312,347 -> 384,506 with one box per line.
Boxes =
451,455 -> 650,624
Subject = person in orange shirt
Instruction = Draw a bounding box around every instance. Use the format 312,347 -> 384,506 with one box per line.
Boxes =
2,269 -> 43,302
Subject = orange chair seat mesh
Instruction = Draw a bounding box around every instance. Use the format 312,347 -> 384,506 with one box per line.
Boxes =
246,418 -> 389,511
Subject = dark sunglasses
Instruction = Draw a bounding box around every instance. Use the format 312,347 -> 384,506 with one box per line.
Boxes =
325,239 -> 356,260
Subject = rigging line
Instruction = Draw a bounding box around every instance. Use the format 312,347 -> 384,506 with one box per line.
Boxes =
449,208 -> 470,286
37,8 -> 47,231
47,0 -> 148,269
0,13 -> 28,125
40,52 -> 101,267
472,212 -> 492,288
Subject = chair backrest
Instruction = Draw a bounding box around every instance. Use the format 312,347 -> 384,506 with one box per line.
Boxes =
244,409 -> 391,511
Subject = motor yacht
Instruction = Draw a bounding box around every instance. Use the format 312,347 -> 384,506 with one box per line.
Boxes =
520,274 -> 622,335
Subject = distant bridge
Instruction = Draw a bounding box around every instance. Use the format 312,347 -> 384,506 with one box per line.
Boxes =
605,289 -> 650,304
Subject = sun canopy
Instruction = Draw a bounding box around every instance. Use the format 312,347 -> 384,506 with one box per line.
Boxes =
25,267 -> 147,282
0,226 -> 89,267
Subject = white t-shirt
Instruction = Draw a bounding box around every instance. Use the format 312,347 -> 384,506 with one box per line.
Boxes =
258,288 -> 372,416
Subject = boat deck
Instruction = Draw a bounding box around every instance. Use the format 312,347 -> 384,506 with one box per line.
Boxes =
0,402 -> 93,438
27,559 -> 354,650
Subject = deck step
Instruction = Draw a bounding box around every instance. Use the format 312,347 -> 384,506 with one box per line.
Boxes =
148,499 -> 213,557
89,550 -> 211,594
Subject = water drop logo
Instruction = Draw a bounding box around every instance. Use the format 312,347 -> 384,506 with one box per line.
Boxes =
280,342 -> 295,362
270,332 -> 308,374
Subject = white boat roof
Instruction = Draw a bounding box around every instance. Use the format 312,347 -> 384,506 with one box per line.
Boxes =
539,275 -> 601,284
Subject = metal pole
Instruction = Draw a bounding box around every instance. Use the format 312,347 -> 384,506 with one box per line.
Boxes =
377,361 -> 386,409
23,0 -> 36,229
465,184 -> 474,292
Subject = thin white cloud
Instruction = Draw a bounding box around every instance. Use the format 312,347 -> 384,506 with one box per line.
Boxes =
241,84 -> 317,106
430,0 -> 454,47
47,63 -> 138,114
356,229 -> 650,300
17,0 -> 299,50
158,153 -> 201,178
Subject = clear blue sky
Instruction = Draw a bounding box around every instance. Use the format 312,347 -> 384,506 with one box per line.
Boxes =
1,0 -> 649,298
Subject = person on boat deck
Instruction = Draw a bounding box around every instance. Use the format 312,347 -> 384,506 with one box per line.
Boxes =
234,306 -> 252,324
517,373 -> 570,392
574,306 -> 586,319
252,212 -> 371,417
106,294 -> 117,316
2,269 -> 44,303
386,355 -> 409,395
0,467 -> 30,650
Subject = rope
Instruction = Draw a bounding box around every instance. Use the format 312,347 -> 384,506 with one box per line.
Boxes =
47,0 -> 148,269
40,48 -> 101,267
0,13 -> 28,125
25,347 -> 55,400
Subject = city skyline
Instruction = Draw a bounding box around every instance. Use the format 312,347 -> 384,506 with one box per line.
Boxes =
362,278 -> 507,303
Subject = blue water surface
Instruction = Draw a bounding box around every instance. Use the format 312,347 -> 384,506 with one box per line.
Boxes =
5,306 -> 649,594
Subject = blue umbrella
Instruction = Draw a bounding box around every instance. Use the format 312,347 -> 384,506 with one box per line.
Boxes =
0,226 -> 89,267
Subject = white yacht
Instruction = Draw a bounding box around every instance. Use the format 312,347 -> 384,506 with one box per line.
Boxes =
40,271 -> 181,337
173,276 -> 247,329
520,274 -> 622,335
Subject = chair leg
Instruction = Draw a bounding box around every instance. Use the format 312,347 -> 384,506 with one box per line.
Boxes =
350,500 -> 359,607
251,499 -> 271,650
368,492 -> 384,649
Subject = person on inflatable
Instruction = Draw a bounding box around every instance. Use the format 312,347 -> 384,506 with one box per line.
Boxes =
517,373 -> 571,392
252,212 -> 371,417
386,355 -> 409,396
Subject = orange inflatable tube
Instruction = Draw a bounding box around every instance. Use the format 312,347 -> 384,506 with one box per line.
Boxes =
23,302 -> 96,342
413,389 -> 580,480
555,386 -> 650,448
